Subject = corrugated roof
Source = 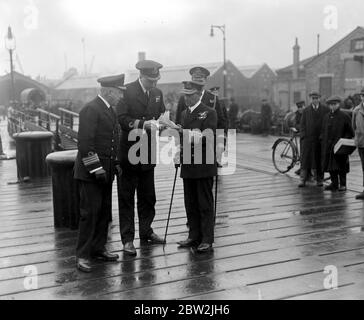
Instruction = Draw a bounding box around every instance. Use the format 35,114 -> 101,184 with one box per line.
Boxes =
55,74 -> 100,90
125,62 -> 222,84
238,64 -> 264,78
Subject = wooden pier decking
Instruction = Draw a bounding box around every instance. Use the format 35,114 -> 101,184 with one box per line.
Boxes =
1,119 -> 364,300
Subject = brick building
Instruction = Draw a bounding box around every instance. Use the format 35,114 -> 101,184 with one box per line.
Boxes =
239,64 -> 277,108
274,26 -> 364,111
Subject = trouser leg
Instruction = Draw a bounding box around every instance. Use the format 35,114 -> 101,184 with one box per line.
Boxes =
118,171 -> 137,245
76,181 -> 103,259
91,183 -> 113,253
300,169 -> 308,181
329,171 -> 339,188
137,169 -> 156,239
339,171 -> 347,187
196,178 -> 215,244
183,179 -> 201,242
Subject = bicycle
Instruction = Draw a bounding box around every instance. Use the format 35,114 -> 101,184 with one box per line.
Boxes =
272,127 -> 300,174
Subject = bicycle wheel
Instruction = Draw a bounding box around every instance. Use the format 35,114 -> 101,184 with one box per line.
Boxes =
272,138 -> 297,173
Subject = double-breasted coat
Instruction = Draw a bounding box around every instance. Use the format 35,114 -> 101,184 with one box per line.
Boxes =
74,96 -> 120,183
117,80 -> 166,171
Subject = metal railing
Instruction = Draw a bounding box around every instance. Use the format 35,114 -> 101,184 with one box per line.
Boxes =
36,108 -> 61,133
59,108 -> 79,132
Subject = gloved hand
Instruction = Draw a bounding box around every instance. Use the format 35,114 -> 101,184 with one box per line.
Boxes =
174,146 -> 181,168
95,168 -> 107,183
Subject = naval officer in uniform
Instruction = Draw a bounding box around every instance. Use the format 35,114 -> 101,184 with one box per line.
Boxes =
74,74 -> 124,272
175,67 -> 226,164
177,80 -> 218,253
117,60 -> 166,256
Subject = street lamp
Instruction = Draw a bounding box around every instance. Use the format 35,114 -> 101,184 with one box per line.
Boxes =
210,24 -> 227,98
4,26 -> 16,103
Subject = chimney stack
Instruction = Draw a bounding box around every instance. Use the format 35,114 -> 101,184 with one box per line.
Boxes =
138,52 -> 146,62
293,37 -> 300,80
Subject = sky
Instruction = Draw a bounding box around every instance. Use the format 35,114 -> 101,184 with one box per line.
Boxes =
0,0 -> 363,79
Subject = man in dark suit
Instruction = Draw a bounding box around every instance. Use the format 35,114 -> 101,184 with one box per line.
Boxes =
117,60 -> 166,256
176,81 -> 218,253
74,74 -> 124,272
175,67 -> 226,163
299,91 -> 330,187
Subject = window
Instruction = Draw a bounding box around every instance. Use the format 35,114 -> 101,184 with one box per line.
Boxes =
351,38 -> 364,52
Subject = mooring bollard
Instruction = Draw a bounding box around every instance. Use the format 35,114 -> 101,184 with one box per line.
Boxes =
46,150 -> 79,229
13,131 -> 53,180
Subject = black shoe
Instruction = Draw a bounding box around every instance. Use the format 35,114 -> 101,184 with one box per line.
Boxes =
324,184 -> 338,191
356,192 -> 364,200
317,181 -> 324,187
123,242 -> 137,256
177,238 -> 199,248
196,243 -> 213,253
141,233 -> 166,245
76,258 -> 92,273
93,251 -> 119,262
338,186 -> 347,192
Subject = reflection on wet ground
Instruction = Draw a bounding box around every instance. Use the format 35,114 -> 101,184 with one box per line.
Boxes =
1,119 -> 364,299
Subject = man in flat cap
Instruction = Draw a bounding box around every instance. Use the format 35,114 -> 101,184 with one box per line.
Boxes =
176,80 -> 217,253
74,74 -> 124,272
352,88 -> 364,199
117,60 -> 166,256
175,67 -> 227,164
321,96 -> 354,191
299,91 -> 329,187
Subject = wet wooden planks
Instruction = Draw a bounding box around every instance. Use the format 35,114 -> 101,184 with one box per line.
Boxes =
1,130 -> 364,299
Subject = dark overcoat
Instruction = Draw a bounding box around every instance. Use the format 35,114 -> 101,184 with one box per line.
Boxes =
300,103 -> 330,170
180,103 -> 217,179
73,96 -> 119,183
117,80 -> 165,172
321,108 -> 354,173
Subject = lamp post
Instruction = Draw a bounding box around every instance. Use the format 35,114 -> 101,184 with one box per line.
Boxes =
210,24 -> 227,98
4,26 -> 16,103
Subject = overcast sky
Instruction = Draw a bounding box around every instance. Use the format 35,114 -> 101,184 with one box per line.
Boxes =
0,0 -> 363,79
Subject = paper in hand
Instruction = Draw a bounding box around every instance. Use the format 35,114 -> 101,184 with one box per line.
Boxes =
158,111 -> 180,129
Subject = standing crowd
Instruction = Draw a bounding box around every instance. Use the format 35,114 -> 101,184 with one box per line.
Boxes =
295,90 -> 364,198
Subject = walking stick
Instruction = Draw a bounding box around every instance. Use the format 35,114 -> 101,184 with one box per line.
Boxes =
214,174 -> 218,224
163,166 -> 179,251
